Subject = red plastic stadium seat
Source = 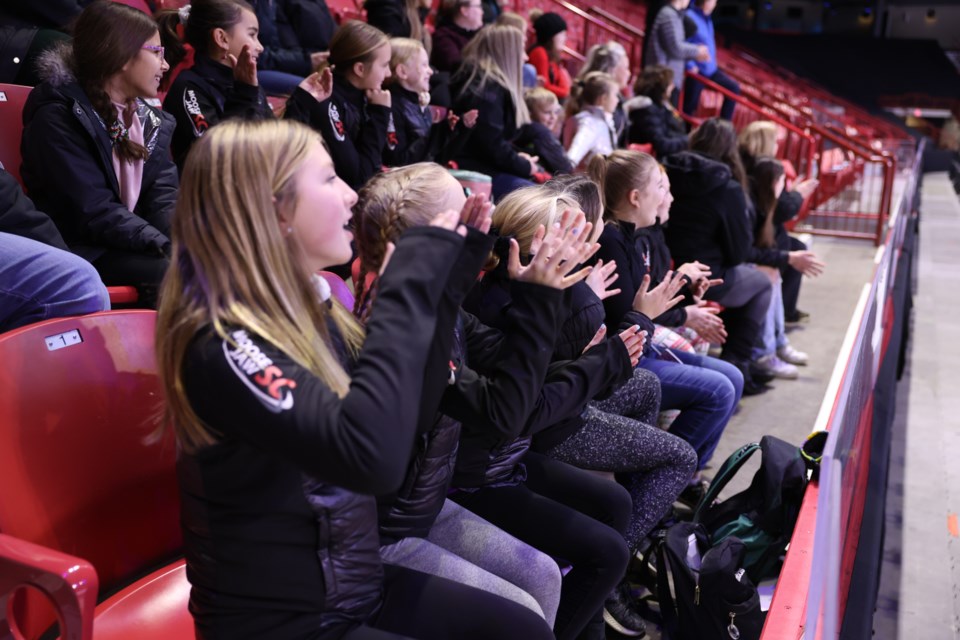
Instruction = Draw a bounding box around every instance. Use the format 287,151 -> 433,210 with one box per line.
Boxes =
106,286 -> 140,305
0,83 -> 32,188
0,311 -> 189,639
628,143 -> 655,157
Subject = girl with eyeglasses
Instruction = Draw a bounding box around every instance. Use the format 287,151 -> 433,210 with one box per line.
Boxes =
21,0 -> 176,308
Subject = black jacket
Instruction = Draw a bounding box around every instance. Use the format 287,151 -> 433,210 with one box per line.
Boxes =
365,0 -> 424,38
661,151 -> 752,281
178,227 -> 467,638
0,168 -> 68,250
251,0 -> 313,77
276,0 -> 336,53
376,228 -> 494,544
627,98 -> 688,157
21,46 -> 177,262
774,190 -> 803,252
384,85 -> 468,167
430,21 -> 475,74
451,71 -> 531,179
461,251 -> 645,456
164,55 -> 273,170
633,221 -> 693,327
514,121 -> 573,175
285,77 -> 390,189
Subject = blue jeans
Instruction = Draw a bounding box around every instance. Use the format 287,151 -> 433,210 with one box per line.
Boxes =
0,233 -> 109,333
492,173 -> 535,203
641,350 -> 743,470
258,70 -> 304,96
753,270 -> 787,360
683,68 -> 741,120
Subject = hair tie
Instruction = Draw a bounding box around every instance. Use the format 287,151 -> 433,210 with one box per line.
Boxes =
109,118 -> 130,146
178,4 -> 191,25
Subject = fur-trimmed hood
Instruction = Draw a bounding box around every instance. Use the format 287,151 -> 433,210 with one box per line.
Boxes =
34,40 -> 77,88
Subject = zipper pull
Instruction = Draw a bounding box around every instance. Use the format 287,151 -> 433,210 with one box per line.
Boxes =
727,612 -> 740,639
448,360 -> 457,385
694,584 -> 700,605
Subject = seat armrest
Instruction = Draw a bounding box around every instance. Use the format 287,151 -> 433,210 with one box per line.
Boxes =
0,534 -> 99,640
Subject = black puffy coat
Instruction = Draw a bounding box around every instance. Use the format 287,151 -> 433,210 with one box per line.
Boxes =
661,151 -> 752,281
250,0 -> 312,77
276,0 -> 336,53
21,45 -> 177,262
0,168 -> 68,250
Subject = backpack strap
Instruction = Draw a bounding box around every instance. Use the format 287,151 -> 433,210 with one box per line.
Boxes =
692,442 -> 761,523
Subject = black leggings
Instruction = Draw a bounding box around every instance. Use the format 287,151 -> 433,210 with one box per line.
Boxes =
452,452 -> 631,640
340,565 -> 555,640
780,235 -> 806,316
92,248 -> 169,309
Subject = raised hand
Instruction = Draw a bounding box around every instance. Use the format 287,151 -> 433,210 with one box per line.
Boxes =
429,209 -> 467,237
581,323 -> 607,355
228,44 -> 258,87
585,259 -> 621,301
366,88 -> 391,108
507,213 -> 598,289
631,271 -> 685,319
676,260 -> 711,282
692,277 -> 723,302
684,302 -> 727,345
615,325 -> 646,367
458,193 -> 493,234
298,67 -> 334,103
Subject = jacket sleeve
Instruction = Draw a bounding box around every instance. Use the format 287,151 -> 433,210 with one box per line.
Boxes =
366,0 -> 408,37
657,11 -> 703,61
527,123 -> 574,174
430,30 -> 463,73
254,0 -> 313,76
185,226 -> 465,495
0,169 -> 69,250
564,117 -> 603,167
631,107 -> 689,157
136,123 -> 179,239
716,182 -> 753,267
459,89 -> 532,178
21,102 -> 169,254
439,281 -> 564,441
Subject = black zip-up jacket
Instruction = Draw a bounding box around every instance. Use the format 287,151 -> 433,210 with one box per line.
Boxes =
0,168 -> 68,250
626,98 -> 689,157
21,45 -> 177,262
178,227 -> 466,639
661,150 -> 752,281
633,221 -> 693,327
383,85 -> 469,167
514,121 -> 574,175
276,0 -> 336,53
451,71 -> 532,179
164,55 -> 273,170
285,77 -> 391,190
376,228 -> 495,545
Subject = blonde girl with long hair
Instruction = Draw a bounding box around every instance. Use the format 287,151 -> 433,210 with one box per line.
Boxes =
285,20 -> 393,189
451,25 -> 539,200
354,164 -> 649,640
155,119 -> 548,639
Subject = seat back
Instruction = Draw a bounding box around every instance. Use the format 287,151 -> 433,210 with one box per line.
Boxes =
0,311 -> 181,638
0,84 -> 32,189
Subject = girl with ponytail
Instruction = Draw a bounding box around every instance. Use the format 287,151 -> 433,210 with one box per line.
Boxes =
21,0 -> 177,307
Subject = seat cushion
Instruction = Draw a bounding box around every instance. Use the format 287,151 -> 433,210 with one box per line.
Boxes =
89,560 -> 193,639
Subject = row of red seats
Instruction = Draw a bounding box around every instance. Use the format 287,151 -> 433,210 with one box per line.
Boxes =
0,273 -> 352,640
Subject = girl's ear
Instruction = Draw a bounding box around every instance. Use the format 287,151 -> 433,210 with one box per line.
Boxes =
352,60 -> 367,80
212,27 -> 230,54
274,195 -> 293,231
627,187 -> 642,209
394,62 -> 408,82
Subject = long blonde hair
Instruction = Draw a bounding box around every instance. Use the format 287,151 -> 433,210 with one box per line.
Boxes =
738,121 -> 779,160
352,163 -> 454,313
457,25 -> 530,125
156,119 -> 364,453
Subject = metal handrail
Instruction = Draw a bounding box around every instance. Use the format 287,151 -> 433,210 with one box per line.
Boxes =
585,6 -> 645,38
683,70 -> 818,181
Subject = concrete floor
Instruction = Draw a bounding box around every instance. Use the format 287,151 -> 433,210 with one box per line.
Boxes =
873,173 -> 960,640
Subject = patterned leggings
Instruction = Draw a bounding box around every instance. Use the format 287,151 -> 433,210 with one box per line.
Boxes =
546,366 -> 698,552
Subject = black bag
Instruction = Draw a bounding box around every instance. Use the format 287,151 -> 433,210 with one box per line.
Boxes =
694,435 -> 809,583
654,522 -> 765,640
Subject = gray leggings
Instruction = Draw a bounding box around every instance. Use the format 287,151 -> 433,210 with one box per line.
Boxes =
546,366 -> 698,552
380,499 -> 562,626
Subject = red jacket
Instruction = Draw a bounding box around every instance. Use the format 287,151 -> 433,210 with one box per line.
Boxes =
528,46 -> 571,99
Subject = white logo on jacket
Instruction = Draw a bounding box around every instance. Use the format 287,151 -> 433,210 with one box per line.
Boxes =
222,330 -> 297,412
328,102 -> 346,142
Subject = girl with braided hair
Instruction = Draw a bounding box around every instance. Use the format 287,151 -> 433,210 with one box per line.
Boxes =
354,163 -> 647,640
22,0 -> 176,307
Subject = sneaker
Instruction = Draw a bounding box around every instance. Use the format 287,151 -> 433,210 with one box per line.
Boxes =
603,582 -> 647,637
777,344 -> 809,366
785,309 -> 811,324
754,354 -> 799,380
